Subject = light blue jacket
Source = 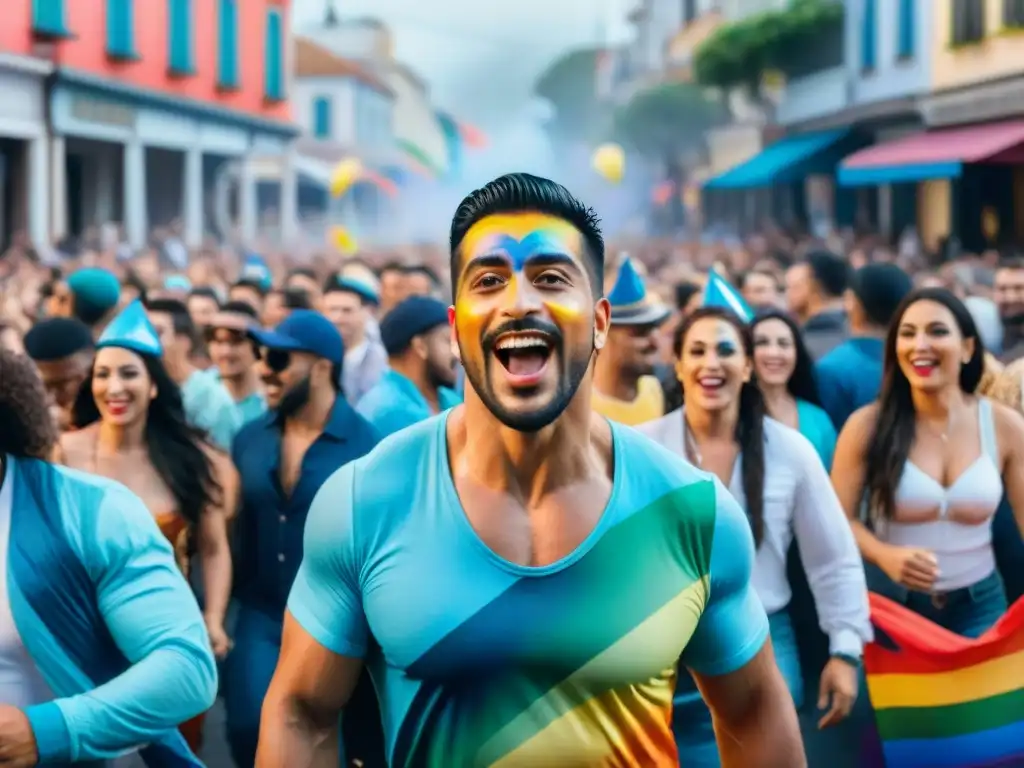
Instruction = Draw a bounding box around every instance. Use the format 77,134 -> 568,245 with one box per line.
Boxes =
7,455 -> 217,765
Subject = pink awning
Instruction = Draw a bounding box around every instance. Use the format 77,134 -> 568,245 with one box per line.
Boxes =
839,120 -> 1024,186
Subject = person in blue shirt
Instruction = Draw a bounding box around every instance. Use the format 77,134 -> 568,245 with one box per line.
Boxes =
257,173 -> 804,767
816,264 -> 912,430
0,347 -> 215,766
751,309 -> 836,468
146,297 -> 244,450
203,301 -> 267,425
357,295 -> 462,437
225,309 -> 378,768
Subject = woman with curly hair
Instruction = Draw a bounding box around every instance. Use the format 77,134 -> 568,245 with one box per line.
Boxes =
0,347 -> 215,765
59,301 -> 236,754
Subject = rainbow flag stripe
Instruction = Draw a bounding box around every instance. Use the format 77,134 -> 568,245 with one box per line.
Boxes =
865,593 -> 1024,768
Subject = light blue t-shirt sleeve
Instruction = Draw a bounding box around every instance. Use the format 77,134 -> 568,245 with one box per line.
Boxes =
287,462 -> 370,658
679,477 -> 770,677
26,483 -> 218,763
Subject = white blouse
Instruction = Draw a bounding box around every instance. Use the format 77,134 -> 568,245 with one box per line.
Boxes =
637,409 -> 872,657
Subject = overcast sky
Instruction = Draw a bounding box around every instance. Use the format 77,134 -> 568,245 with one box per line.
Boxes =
293,0 -> 635,127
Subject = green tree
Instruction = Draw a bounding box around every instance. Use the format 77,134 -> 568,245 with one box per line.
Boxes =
612,82 -> 726,164
534,48 -> 608,144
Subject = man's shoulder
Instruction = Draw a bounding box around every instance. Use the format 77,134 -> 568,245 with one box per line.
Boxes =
352,414 -> 445,475
612,421 -> 722,522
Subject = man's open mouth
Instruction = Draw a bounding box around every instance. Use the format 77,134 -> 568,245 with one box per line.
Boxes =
493,332 -> 554,379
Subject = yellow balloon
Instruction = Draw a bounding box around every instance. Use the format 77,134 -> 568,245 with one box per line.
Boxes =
330,226 -> 358,255
330,158 -> 363,198
592,143 -> 625,184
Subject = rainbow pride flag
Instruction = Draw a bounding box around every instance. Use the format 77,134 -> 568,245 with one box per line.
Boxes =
865,592 -> 1024,768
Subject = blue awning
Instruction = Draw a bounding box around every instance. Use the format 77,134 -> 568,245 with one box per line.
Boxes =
704,129 -> 852,189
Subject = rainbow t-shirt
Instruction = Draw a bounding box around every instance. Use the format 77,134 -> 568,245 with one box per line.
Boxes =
289,414 -> 769,767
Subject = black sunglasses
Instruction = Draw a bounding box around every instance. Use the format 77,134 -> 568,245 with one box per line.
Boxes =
264,348 -> 292,373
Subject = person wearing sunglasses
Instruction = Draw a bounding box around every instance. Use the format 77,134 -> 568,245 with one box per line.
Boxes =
202,301 -> 266,425
225,309 -> 379,768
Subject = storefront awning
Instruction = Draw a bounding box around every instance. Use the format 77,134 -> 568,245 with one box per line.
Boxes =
838,120 -> 1024,186
703,129 -> 851,189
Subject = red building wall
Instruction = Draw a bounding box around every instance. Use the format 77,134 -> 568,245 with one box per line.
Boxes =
0,0 -> 290,122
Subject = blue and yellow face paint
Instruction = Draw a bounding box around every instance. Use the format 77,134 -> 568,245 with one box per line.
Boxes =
452,212 -> 600,427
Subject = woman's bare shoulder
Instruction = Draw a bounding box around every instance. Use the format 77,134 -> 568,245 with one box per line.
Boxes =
58,425 -> 97,465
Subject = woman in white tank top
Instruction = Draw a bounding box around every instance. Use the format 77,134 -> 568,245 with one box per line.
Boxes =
832,288 -> 1024,637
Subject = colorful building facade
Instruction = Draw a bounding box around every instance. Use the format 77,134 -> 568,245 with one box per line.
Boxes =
839,0 -> 1024,252
1,0 -> 298,248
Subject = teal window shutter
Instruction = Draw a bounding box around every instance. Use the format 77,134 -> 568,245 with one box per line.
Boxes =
313,97 -> 331,138
106,0 -> 134,58
861,0 -> 877,70
168,0 -> 194,75
265,7 -> 284,100
32,0 -> 69,36
897,0 -> 915,58
218,0 -> 239,88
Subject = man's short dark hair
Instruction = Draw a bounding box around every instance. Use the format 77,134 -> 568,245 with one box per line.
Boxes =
404,263 -> 441,287
145,297 -> 195,338
221,300 -> 259,320
850,264 -> 913,327
232,277 -> 268,297
283,287 -> 313,310
674,281 -> 701,311
377,260 -> 405,278
24,318 -> 94,362
737,269 -> 779,291
804,250 -> 849,298
996,255 -> 1024,272
189,286 -> 221,306
448,173 -> 605,298
286,267 -> 318,284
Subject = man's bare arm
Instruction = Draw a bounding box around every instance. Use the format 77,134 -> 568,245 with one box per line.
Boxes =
692,641 -> 806,768
255,612 -> 364,768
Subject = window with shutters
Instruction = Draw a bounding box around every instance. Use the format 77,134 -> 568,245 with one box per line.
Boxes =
265,7 -> 285,101
951,0 -> 986,44
168,0 -> 195,75
32,0 -> 70,37
1005,0 -> 1024,27
861,0 -> 877,71
313,96 -> 332,139
897,0 -> 915,58
106,0 -> 135,59
218,0 -> 240,89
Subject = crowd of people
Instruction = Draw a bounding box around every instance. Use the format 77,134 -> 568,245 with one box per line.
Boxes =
0,172 -> 1022,767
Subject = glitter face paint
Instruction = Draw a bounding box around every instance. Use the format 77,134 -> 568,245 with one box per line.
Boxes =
454,212 -> 596,431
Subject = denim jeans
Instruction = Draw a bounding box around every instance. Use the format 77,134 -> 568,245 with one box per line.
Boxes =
672,611 -> 803,767
223,604 -> 284,768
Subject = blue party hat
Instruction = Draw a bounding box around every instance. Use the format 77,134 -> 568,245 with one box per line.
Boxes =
703,271 -> 754,323
97,299 -> 163,356
606,257 -> 670,326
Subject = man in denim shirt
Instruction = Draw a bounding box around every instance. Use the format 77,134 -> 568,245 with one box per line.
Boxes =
225,310 -> 378,768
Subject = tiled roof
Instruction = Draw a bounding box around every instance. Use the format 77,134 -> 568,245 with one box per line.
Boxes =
294,37 -> 394,97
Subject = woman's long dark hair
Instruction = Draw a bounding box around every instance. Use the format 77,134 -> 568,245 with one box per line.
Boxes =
751,308 -> 822,407
864,287 -> 985,521
673,306 -> 767,546
72,350 -> 222,531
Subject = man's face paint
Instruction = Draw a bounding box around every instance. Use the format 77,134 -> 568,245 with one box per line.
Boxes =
453,212 -> 598,432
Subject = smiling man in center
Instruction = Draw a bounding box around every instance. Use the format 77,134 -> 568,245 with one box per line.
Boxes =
257,173 -> 806,768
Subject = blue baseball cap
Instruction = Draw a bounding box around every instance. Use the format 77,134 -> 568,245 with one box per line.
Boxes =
379,296 -> 449,356
248,310 -> 343,365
